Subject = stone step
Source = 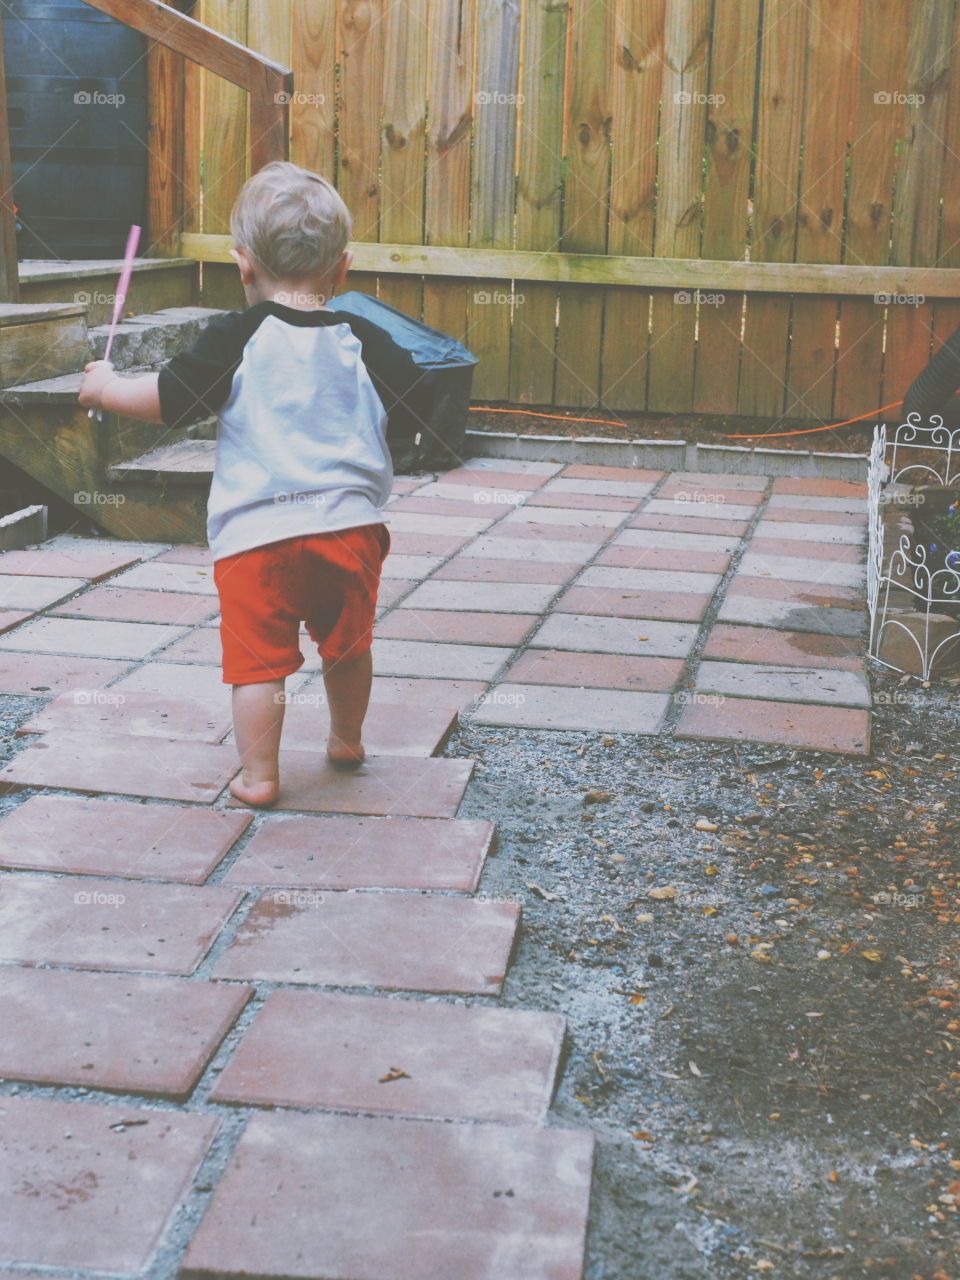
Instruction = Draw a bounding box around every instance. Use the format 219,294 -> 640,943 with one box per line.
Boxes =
88,306 -> 227,369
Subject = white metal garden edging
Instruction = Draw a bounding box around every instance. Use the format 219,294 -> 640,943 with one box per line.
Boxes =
868,415 -> 960,679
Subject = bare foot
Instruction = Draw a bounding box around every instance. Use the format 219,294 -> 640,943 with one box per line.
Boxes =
326,734 -> 365,771
230,774 -> 280,807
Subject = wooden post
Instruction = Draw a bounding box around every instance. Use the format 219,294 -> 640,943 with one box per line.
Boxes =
146,42 -> 186,255
0,14 -> 20,302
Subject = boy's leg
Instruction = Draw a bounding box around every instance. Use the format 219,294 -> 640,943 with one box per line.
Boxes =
229,677 -> 286,806
323,648 -> 372,769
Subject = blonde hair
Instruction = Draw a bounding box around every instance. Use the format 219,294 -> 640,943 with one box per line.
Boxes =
231,161 -> 351,281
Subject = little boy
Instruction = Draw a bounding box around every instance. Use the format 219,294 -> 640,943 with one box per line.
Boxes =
79,162 -> 424,807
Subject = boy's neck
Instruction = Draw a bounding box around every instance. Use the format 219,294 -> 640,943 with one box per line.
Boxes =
252,283 -> 332,311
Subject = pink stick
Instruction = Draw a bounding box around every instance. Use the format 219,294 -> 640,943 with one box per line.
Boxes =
103,224 -> 142,363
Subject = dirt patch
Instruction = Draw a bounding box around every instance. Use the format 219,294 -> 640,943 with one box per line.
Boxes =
467,406 -> 877,457
450,668 -> 960,1279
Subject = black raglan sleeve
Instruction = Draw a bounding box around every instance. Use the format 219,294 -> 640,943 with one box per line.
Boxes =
157,310 -> 261,430
340,313 -> 433,446
901,322 -> 960,422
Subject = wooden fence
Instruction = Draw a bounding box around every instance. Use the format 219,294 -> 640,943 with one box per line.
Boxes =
167,0 -> 960,422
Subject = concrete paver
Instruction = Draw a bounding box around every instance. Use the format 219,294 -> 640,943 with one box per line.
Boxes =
505,648 -> 684,690
17,690 -> 233,742
52,584 -> 220,624
695,659 -> 871,707
717,592 -> 868,636
372,638 -> 513,680
0,1096 -> 217,1271
0,794 -> 250,881
211,988 -> 564,1123
577,564 -> 722,594
530,613 -> 699,658
556,585 -> 711,622
677,694 -> 870,754
0,616 -> 188,660
212,889 -> 519,994
0,651 -> 134,695
399,578 -> 560,613
0,548 -> 140,579
468,683 -> 671,733
0,574 -> 87,610
377,608 -> 538,646
181,1110 -> 593,1280
702,623 -> 863,670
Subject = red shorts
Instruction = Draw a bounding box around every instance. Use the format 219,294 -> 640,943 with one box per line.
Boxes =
213,524 -> 390,685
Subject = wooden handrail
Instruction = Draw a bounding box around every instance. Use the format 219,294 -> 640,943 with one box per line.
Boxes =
82,0 -> 292,171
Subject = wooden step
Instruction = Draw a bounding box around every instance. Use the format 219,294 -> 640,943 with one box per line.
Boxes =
109,438 -> 216,484
0,302 -> 89,388
19,258 -> 199,325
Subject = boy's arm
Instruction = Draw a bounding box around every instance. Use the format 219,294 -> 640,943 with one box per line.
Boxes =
78,362 -> 164,423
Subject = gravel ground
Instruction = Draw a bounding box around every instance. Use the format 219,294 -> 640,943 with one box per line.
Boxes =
452,666 -> 960,1280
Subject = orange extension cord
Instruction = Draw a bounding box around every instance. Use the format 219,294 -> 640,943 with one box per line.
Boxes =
468,399 -> 904,440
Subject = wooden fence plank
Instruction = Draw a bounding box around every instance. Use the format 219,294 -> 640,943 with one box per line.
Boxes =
834,0 -> 911,422
290,0 -> 337,180
465,0 -> 521,399
198,0 -> 250,236
601,0 -> 664,413
379,0 -> 428,316
885,0 -> 952,409
555,0 -> 613,407
146,43 -> 185,255
738,0 -> 808,418
0,13 -> 16,301
338,0 -> 384,262
423,0 -> 475,345
785,0 -> 859,423
509,0 -> 567,405
647,0 -> 711,414
693,0 -> 760,414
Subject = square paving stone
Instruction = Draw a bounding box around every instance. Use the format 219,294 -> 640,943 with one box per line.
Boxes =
526,489 -> 639,512
434,555 -> 581,584
752,518 -> 864,545
239,696 -> 457,759
213,889 -> 519,994
561,462 -> 663,483
726,576 -> 864,607
0,795 -> 251,881
0,873 -> 243,973
387,510 -> 492,537
0,574 -> 86,610
0,609 -> 30,633
737,552 -> 865,588
485,519 -> 607,544
0,652 -> 134,696
227,753 -> 474,817
0,616 -> 188,659
771,477 -> 866,498
0,967 -> 253,1098
0,1096 -> 217,1271
451,455 -> 562,475
530,613 -> 698,658
748,537 -> 863,563
411,480 -> 531,503
0,548 -> 140,579
381,553 -> 445,579
0,732 -> 240,803
717,592 -> 867,637
223,814 -> 494,891
378,578 -> 414,607
656,482 -> 765,505
367,675 -> 490,710
111,661 -> 296,701
676,695 -> 870,754
398,578 -> 559,614
211,988 -> 564,1123
468,535 -> 598,563
467,683 -> 670,733
540,474 -> 658,498
17,691 -> 233,743
577,564 -> 722,593
180,1110 -> 593,1280
110,560 -> 218,593
52,584 -> 220,624
556,585 -> 711,622
766,492 -> 865,515
154,545 -> 214,565
695,660 -> 871,707
373,638 -> 513,681
667,469 -> 767,489
156,628 -> 318,670
504,648 -> 683,690
613,525 -> 740,553
644,497 -> 756,522
702,623 -> 863,670
388,531 -> 469,557
501,505 -> 624,529
596,544 -> 731,575
630,511 -> 750,537
377,608 -> 537,646
762,504 -> 866,527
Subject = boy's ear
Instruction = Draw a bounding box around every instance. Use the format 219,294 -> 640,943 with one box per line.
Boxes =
230,246 -> 257,286
331,249 -> 353,291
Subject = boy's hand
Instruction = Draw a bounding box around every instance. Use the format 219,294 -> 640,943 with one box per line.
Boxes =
79,360 -> 117,410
